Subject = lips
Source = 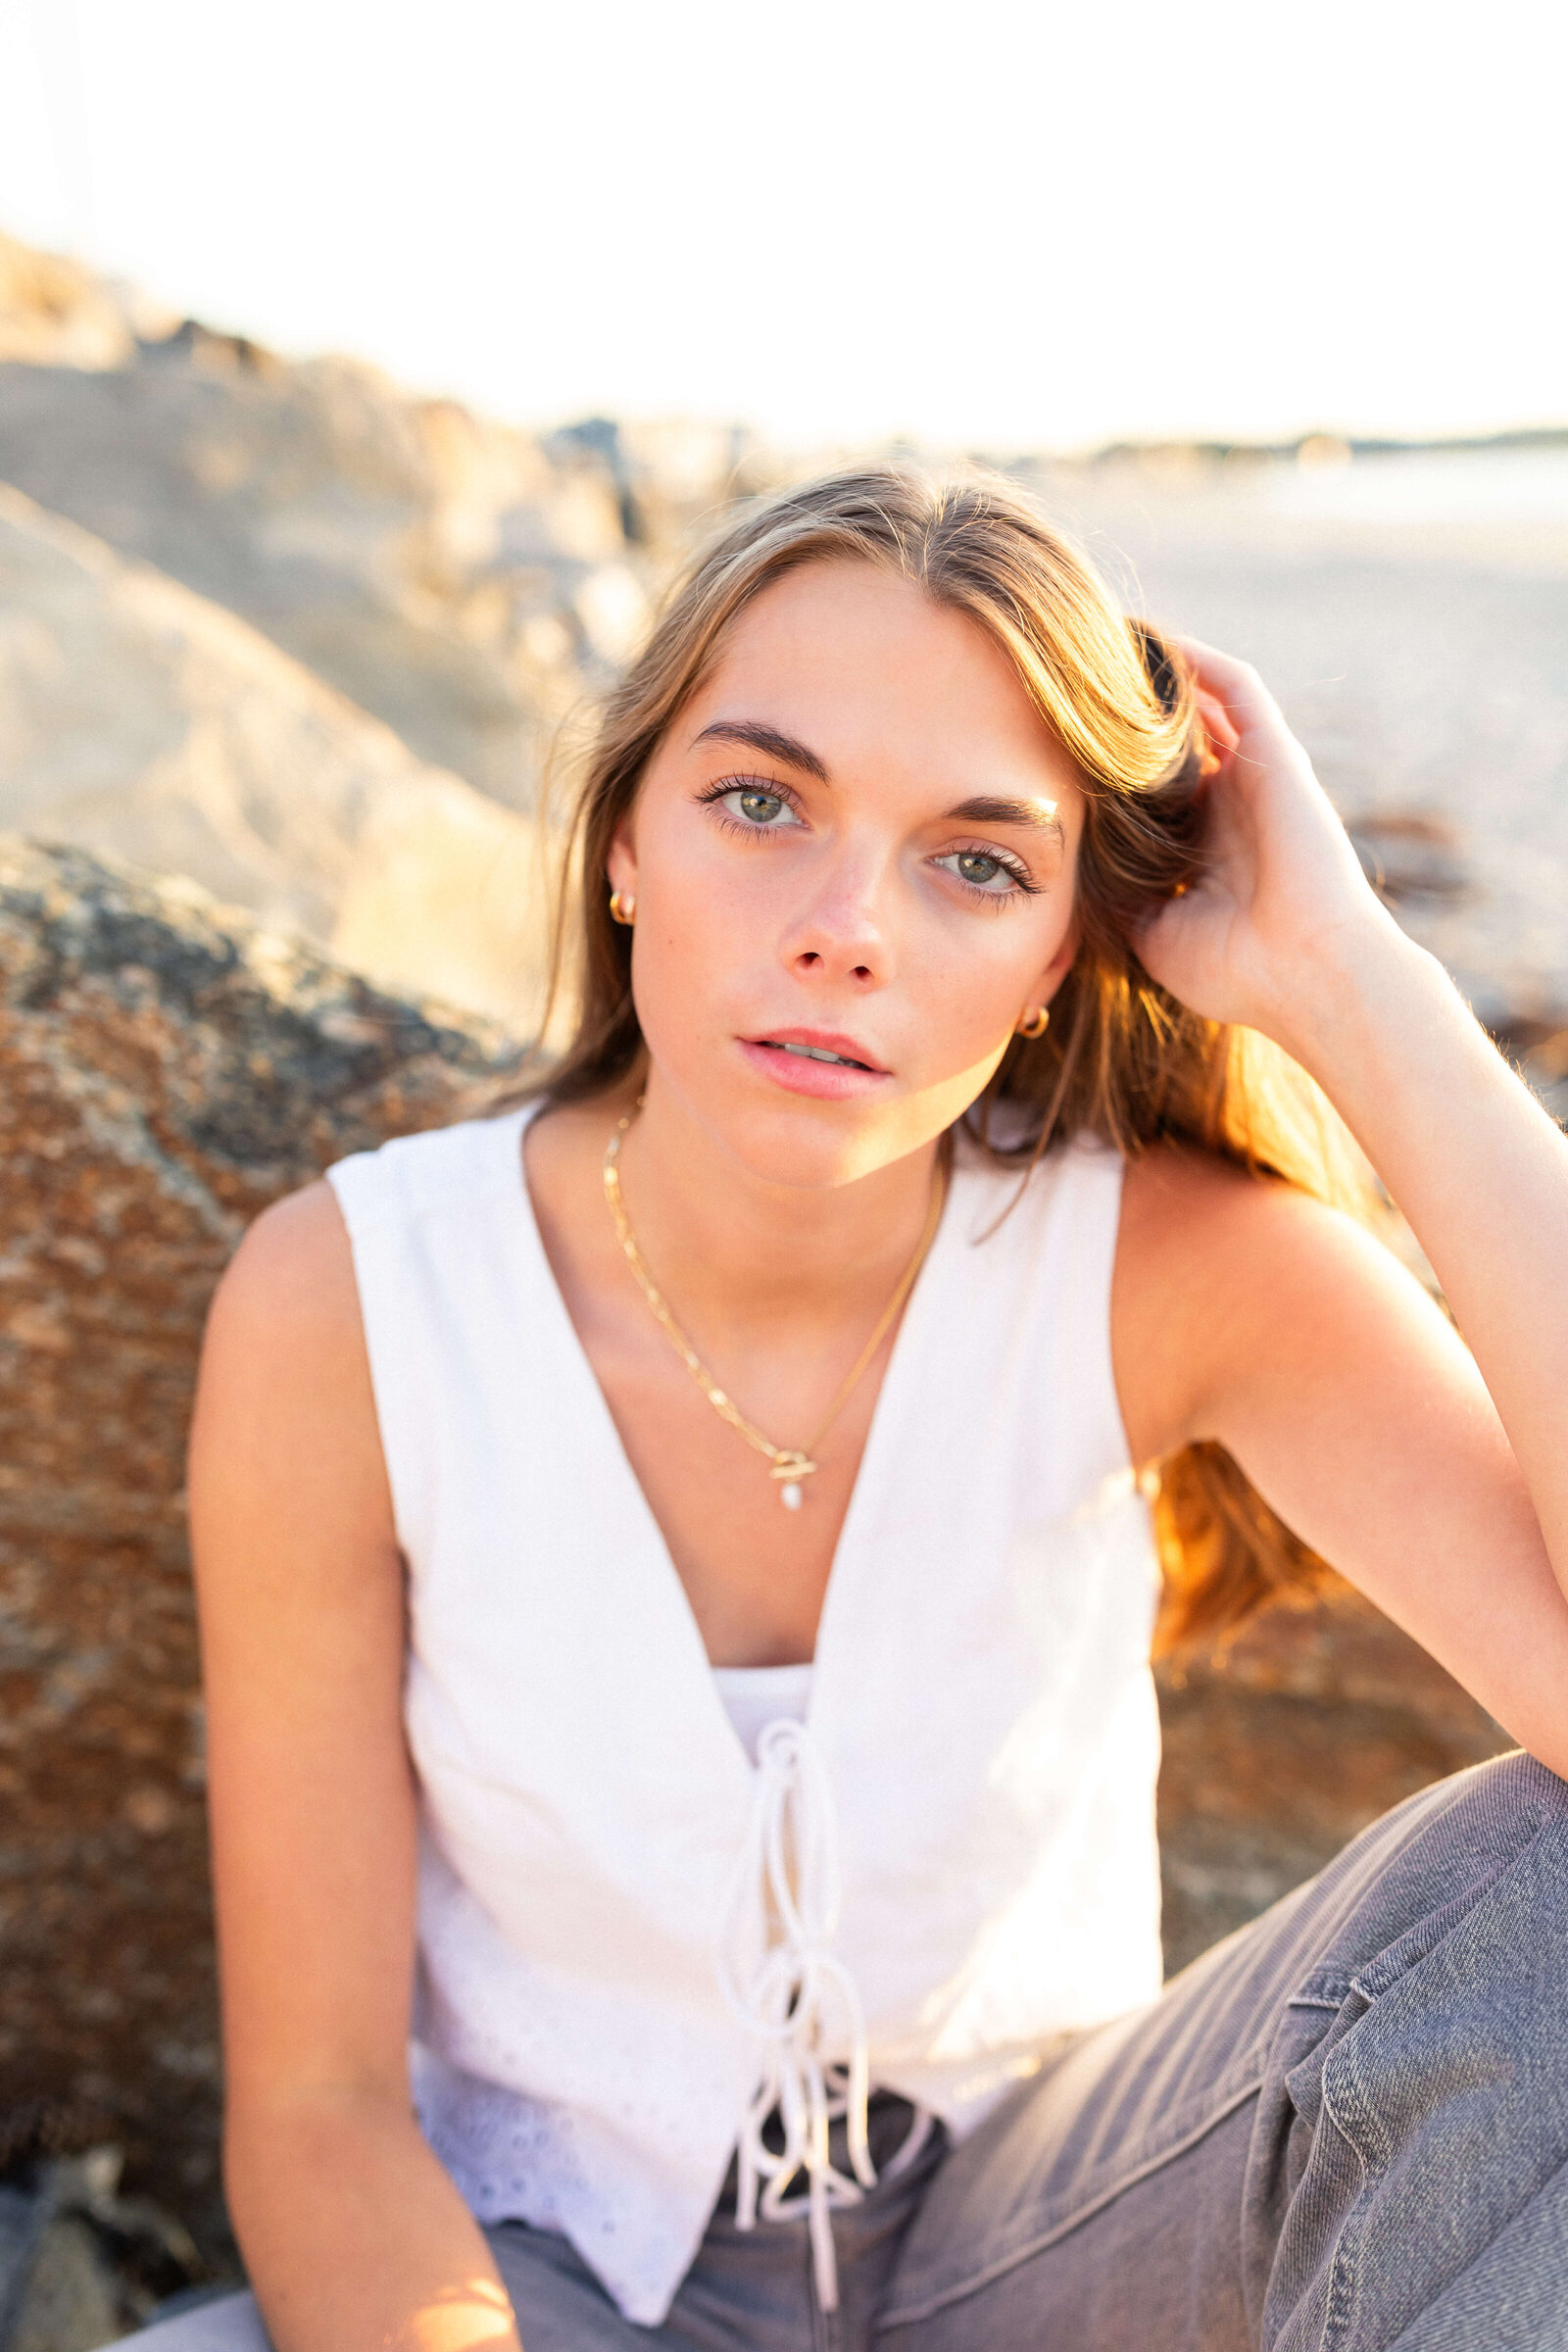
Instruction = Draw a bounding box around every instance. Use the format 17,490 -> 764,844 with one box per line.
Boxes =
737,1027 -> 891,1098
746,1028 -> 888,1074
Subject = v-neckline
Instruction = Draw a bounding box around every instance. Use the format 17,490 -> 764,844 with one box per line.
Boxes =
508,1102 -> 957,1747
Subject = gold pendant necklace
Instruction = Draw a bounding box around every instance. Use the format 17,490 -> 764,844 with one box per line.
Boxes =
602,1106 -> 947,1510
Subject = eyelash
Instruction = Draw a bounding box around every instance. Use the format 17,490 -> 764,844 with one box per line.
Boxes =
694,775 -> 1041,904
943,847 -> 1040,905
694,774 -> 804,835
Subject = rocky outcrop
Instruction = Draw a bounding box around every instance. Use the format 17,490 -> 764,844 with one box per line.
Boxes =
0,482 -> 551,1030
0,840 -> 518,2239
0,249 -> 648,805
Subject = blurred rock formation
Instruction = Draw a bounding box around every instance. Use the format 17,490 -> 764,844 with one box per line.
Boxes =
0,239 -> 647,808
0,229 -> 175,370
0,483 -> 551,1029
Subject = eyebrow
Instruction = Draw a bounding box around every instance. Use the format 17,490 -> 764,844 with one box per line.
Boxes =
691,719 -> 830,781
690,728 -> 1064,843
946,794 -> 1064,842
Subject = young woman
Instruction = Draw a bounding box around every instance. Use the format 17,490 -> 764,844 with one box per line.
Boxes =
158,468 -> 1568,2352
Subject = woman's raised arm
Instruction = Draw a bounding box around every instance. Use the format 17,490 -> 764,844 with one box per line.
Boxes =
188,1184 -> 521,2352
1127,642 -> 1568,1770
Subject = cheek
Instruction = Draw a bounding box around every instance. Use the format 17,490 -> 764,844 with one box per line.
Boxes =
914,874 -> 1078,1038
625,832 -> 760,1041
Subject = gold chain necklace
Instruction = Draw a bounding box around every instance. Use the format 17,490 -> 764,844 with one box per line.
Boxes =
602,1107 -> 947,1510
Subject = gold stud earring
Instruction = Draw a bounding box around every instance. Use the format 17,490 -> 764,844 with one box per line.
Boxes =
1015,1004 -> 1050,1039
609,889 -> 636,927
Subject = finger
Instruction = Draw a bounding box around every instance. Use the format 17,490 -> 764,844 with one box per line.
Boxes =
1194,684 -> 1240,773
1172,634 -> 1289,735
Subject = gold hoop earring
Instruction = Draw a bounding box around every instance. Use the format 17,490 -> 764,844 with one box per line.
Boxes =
1015,1004 -> 1050,1039
609,889 -> 636,927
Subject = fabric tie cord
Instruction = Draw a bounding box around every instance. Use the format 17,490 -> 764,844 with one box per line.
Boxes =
715,1718 -> 875,2312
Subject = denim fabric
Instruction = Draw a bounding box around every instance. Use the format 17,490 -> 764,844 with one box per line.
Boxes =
139,1753 -> 1568,2350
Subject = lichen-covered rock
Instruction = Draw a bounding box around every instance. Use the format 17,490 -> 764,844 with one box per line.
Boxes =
0,839 -> 516,2238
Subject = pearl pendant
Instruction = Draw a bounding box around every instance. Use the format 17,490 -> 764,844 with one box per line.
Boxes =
780,1481 -> 804,1511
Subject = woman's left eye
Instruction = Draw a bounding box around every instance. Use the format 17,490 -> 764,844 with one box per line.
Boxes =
935,849 -> 1026,895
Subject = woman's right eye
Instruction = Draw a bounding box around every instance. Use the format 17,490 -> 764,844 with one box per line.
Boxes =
711,784 -> 803,830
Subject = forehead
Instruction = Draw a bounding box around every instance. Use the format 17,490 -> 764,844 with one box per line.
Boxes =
680,558 -> 1085,809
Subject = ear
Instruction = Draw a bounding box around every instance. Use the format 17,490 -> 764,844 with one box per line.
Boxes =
606,814 -> 638,900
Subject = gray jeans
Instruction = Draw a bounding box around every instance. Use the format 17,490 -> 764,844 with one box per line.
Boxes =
140,1752 -> 1568,2349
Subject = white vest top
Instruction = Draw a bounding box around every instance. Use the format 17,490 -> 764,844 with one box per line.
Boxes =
326,1107 -> 1163,2326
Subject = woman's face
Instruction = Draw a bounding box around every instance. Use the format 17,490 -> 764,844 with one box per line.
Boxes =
610,558 -> 1088,1188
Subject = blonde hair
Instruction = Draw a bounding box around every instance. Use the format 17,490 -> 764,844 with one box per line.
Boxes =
525,463 -> 1367,1647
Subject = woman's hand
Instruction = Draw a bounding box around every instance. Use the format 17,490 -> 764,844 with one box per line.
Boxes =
1134,636 -> 1406,1057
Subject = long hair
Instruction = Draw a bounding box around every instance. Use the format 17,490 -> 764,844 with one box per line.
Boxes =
518,463 -> 1369,1648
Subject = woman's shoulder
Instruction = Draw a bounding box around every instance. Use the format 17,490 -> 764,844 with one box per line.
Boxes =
1118,1140 -> 1357,1265
1112,1142 -> 1386,1462
204,1179 -> 368,1431
1118,1142 -> 1364,1312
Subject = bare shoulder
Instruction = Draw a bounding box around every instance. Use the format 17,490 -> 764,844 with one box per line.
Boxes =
193,1177 -> 392,1551
202,1180 -> 382,1436
212,1177 -> 358,1342
1119,1141 -> 1375,1276
1113,1143 -> 1403,1463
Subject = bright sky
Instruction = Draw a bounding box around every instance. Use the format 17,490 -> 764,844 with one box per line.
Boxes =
0,0 -> 1562,451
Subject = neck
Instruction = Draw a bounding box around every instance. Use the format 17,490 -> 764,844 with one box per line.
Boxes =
612,1068 -> 946,1344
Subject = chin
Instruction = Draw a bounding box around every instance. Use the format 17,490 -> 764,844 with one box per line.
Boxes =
701,1071 -> 954,1194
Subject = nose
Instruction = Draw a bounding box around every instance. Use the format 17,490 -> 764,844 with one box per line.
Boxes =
777,839 -> 892,990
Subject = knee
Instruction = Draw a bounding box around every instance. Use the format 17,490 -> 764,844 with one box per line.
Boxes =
1454,1744 -> 1568,1819
1296,1746 -> 1568,2005
1408,1747 -> 1568,1888
1354,1747 -> 1568,1999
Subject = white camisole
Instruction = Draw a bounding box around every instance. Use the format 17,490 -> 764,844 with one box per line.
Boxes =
712,1663 -> 811,1764
326,1108 -> 1163,2325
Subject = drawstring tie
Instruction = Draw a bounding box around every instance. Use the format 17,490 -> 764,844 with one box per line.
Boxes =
716,1719 -> 875,2312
